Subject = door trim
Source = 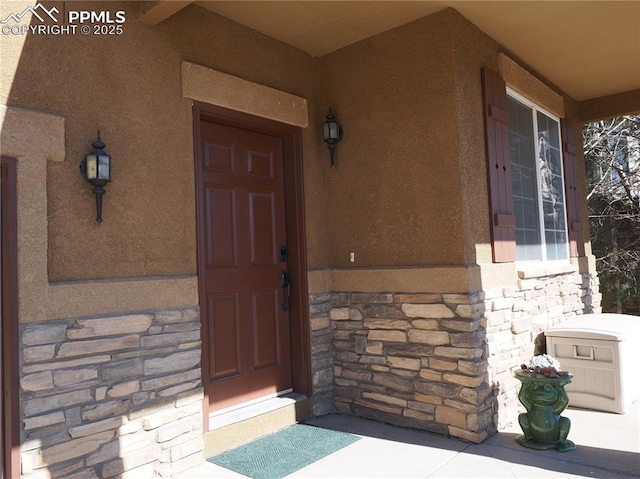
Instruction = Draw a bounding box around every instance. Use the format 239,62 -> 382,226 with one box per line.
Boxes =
192,103 -> 311,430
1,155 -> 20,479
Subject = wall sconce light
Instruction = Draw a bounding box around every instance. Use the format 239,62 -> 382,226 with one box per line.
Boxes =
322,108 -> 343,168
79,130 -> 111,223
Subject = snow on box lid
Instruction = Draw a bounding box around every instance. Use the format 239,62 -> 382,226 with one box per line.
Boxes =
544,314 -> 640,341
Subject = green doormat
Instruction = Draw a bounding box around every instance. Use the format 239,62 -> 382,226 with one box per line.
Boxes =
208,424 -> 360,479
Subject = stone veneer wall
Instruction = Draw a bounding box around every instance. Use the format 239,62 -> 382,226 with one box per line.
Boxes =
487,269 -> 601,430
19,307 -> 204,479
330,292 -> 491,443
308,293 -> 335,416
328,269 -> 600,443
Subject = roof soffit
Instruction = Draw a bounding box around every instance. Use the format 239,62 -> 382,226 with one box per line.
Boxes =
144,1 -> 640,103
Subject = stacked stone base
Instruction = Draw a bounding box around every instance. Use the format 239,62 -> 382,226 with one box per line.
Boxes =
20,307 -> 204,479
308,293 -> 336,417
16,270 -> 600,477
315,268 -> 599,443
487,269 -> 600,430
329,292 -> 492,443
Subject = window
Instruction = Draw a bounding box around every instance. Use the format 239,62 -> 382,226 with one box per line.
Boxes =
507,90 -> 569,262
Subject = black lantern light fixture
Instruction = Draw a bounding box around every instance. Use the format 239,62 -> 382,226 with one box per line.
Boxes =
80,130 -> 111,223
322,107 -> 343,168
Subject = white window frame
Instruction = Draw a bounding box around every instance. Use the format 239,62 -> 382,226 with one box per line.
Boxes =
507,88 -> 570,264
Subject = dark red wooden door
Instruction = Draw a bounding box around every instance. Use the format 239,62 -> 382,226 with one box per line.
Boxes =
198,120 -> 292,413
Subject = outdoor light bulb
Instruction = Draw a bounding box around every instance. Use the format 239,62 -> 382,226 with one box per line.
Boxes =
86,154 -> 98,180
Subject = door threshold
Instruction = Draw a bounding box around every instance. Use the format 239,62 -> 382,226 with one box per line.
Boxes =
208,391 -> 307,430
204,391 -> 310,456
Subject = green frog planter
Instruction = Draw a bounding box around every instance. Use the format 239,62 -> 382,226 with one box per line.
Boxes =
515,369 -> 576,452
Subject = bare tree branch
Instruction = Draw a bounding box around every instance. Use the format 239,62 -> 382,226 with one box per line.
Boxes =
583,114 -> 640,311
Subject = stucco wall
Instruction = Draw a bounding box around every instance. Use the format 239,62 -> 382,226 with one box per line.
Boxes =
450,13 -> 500,265
318,10 -> 467,268
6,4 -> 588,279
2,1 -> 322,281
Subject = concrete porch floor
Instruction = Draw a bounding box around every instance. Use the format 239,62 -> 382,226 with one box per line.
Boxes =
179,398 -> 639,478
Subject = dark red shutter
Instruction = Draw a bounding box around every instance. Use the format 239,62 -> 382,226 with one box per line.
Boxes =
561,118 -> 585,257
482,68 -> 516,262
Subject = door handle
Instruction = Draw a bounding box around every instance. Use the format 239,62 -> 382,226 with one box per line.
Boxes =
279,271 -> 291,311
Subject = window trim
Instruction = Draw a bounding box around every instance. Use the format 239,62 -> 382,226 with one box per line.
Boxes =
506,88 -> 571,265
517,262 -> 577,280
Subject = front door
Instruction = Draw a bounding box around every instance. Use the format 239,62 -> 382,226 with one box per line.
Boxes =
197,120 -> 293,414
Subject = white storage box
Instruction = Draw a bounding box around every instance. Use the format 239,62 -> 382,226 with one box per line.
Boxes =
545,314 -> 640,414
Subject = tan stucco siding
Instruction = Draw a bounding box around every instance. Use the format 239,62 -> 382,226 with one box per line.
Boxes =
1,2 -> 595,299
2,2 -> 320,281
450,13 -> 500,265
318,10 -> 468,268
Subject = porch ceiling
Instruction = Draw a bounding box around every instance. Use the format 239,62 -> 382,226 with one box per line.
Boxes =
146,1 -> 640,105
